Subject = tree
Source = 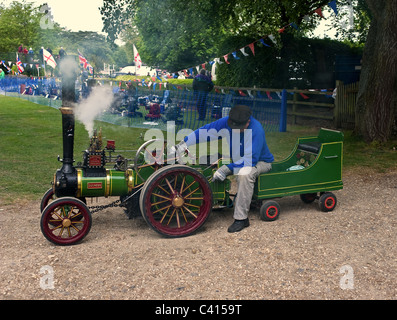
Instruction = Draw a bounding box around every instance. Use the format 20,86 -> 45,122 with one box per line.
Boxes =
100,0 -> 396,142
0,1 -> 42,54
355,0 -> 397,142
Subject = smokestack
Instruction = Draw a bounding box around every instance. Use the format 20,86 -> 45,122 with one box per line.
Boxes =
59,56 -> 78,174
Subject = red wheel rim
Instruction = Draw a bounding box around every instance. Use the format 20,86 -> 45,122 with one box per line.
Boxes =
324,196 -> 336,210
41,188 -> 56,212
41,199 -> 91,245
266,206 -> 278,219
143,168 -> 212,237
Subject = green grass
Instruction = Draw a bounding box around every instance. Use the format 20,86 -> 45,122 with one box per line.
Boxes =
1,95 -> 396,204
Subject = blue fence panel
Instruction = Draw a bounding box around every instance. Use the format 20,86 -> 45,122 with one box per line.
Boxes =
1,77 -> 287,133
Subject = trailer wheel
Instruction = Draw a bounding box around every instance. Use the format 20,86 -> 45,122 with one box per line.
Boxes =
319,192 -> 337,212
40,197 -> 92,246
139,165 -> 212,237
260,200 -> 280,221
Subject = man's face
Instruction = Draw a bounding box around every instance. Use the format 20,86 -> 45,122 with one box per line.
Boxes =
240,119 -> 250,132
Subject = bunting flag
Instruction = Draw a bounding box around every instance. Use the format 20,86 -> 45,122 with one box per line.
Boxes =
169,0 -> 339,80
328,0 -> 338,15
300,92 -> 310,99
315,7 -> 324,19
240,47 -> 249,57
232,51 -> 240,60
16,55 -> 24,73
268,34 -> 277,45
248,43 -> 255,56
1,60 -> 10,72
259,39 -> 271,47
223,54 -> 230,64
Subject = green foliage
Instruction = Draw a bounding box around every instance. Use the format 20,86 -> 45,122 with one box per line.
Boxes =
0,1 -> 42,54
215,33 -> 363,88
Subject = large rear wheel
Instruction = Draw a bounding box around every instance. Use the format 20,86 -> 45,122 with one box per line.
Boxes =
139,165 -> 212,237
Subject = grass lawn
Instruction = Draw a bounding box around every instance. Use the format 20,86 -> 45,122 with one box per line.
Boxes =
1,95 -> 396,204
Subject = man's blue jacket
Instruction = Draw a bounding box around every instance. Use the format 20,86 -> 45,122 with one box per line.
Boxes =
184,116 -> 274,173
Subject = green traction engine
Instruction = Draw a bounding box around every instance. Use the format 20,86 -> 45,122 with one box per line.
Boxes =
40,125 -> 232,246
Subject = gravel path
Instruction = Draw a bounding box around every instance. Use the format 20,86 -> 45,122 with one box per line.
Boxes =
0,170 -> 396,300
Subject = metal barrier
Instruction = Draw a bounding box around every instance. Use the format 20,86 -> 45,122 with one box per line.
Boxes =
0,77 -> 287,133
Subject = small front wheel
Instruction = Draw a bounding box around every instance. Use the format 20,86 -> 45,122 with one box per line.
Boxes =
40,197 -> 92,246
260,200 -> 280,221
319,192 -> 337,212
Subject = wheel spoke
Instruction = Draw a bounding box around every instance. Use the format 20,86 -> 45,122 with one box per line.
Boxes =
182,205 -> 198,218
160,206 -> 171,223
179,176 -> 186,194
180,207 -> 188,223
183,187 -> 200,199
151,199 -> 170,207
164,178 -> 175,194
167,208 -> 177,225
152,204 -> 172,214
152,193 -> 172,201
184,202 -> 201,209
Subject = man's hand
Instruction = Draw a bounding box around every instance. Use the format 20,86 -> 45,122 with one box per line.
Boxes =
170,141 -> 188,156
212,165 -> 232,182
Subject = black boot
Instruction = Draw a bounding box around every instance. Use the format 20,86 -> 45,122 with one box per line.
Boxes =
227,218 -> 249,233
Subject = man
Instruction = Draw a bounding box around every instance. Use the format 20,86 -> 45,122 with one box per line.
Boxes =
193,69 -> 214,120
173,105 -> 274,233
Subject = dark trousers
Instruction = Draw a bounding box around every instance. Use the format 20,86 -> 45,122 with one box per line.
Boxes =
195,91 -> 208,120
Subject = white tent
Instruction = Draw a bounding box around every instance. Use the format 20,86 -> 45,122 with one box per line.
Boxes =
119,65 -> 155,76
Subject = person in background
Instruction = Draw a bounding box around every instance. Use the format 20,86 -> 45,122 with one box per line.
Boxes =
193,69 -> 214,121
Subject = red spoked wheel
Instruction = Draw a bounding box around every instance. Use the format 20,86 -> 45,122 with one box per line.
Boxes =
260,200 -> 280,221
40,188 -> 56,212
139,165 -> 213,237
40,197 -> 92,246
319,192 -> 337,212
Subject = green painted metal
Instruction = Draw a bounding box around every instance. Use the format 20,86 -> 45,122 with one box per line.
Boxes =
254,128 -> 344,199
78,169 -> 132,198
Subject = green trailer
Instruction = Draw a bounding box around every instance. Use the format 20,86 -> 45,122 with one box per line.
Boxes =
253,128 -> 343,220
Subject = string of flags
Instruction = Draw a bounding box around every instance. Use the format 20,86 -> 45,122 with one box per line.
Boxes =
170,0 -> 339,79
0,49 -> 93,76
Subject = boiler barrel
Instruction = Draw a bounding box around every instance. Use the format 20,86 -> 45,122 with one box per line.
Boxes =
76,169 -> 134,198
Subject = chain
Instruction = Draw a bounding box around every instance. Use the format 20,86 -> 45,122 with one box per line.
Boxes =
88,199 -> 121,214
87,186 -> 143,214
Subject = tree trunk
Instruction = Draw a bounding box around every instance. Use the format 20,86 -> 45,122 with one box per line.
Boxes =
355,0 -> 397,142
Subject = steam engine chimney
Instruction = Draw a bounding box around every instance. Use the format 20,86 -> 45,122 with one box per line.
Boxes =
54,56 -> 79,197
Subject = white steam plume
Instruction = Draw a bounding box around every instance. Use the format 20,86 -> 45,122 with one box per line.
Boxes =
75,85 -> 114,137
